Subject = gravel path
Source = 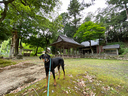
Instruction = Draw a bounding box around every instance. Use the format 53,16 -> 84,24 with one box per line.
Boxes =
0,62 -> 45,95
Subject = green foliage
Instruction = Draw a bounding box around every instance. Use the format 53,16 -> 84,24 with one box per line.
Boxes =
0,0 -> 60,43
122,48 -> 128,55
65,0 -> 95,39
0,39 -> 11,56
60,12 -> 69,27
22,43 -> 44,56
74,21 -> 106,42
21,14 -> 63,55
119,48 -> 124,55
50,15 -> 64,39
60,12 -> 75,38
95,0 -> 128,42
83,12 -> 93,22
64,23 -> 76,38
107,42 -> 128,55
68,0 -> 84,17
22,43 -> 33,50
0,0 -> 60,23
64,0 -> 84,38
107,0 -> 128,7
0,23 -> 11,41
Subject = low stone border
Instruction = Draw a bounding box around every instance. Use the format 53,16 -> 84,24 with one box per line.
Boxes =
80,54 -> 128,60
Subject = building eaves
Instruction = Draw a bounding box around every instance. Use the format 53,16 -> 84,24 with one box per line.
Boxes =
102,44 -> 120,49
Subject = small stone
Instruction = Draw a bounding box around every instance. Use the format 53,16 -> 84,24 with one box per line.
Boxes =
43,90 -> 47,93
52,90 -> 54,93
83,91 -> 86,95
101,91 -> 104,93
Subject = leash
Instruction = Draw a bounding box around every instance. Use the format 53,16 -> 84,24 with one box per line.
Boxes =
47,58 -> 51,96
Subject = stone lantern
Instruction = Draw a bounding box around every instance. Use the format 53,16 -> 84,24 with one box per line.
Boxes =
16,45 -> 23,59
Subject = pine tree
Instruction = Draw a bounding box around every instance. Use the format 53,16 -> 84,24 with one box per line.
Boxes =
67,0 -> 84,38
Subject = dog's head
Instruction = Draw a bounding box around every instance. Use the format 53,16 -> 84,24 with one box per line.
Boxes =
39,54 -> 50,63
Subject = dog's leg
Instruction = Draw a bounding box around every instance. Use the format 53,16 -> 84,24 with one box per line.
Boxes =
45,71 -> 48,88
45,75 -> 48,88
52,70 -> 56,86
58,65 -> 60,79
61,65 -> 65,80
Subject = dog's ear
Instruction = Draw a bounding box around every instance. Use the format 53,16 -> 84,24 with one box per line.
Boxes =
39,54 -> 44,60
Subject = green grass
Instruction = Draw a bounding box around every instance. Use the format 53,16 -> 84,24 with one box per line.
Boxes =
5,58 -> 128,96
0,59 -> 16,67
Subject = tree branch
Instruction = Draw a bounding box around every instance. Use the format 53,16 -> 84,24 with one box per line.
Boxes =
11,3 -> 21,14
20,0 -> 30,6
0,2 -> 8,23
20,0 -> 26,5
0,1 -> 4,3
0,0 -> 15,23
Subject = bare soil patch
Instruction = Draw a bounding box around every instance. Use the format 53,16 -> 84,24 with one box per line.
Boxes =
0,62 -> 45,95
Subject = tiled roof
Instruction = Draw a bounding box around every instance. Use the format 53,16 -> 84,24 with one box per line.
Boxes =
81,39 -> 99,47
59,35 -> 81,45
50,35 -> 83,47
103,44 -> 120,49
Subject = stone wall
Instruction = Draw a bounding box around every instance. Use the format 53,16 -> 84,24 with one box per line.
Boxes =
80,54 -> 128,60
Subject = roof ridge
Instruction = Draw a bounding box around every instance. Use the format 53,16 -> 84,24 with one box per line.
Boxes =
105,44 -> 120,46
59,35 -> 74,40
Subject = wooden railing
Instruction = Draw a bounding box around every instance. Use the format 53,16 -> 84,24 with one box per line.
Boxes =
55,54 -> 80,58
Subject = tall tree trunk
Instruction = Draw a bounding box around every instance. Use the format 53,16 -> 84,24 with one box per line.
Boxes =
45,37 -> 49,54
74,14 -> 77,33
74,14 -> 77,30
98,37 -> 101,55
89,40 -> 93,55
126,8 -> 128,20
98,45 -> 101,54
14,37 -> 19,56
114,26 -> 120,42
0,43 -> 2,55
34,46 -> 38,56
0,0 -> 15,23
14,31 -> 19,56
45,46 -> 48,54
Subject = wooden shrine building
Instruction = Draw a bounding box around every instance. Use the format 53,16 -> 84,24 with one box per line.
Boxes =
50,35 -> 83,58
102,44 -> 120,55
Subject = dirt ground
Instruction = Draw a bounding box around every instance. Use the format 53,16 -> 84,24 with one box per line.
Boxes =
0,59 -> 46,95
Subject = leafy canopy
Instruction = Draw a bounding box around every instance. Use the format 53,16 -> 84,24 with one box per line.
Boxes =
0,0 -> 59,23
74,21 -> 106,42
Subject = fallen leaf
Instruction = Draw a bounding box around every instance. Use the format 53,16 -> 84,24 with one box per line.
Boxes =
77,79 -> 86,87
102,86 -> 110,91
66,91 -> 68,94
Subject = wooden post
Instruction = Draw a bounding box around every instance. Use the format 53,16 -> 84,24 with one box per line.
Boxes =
116,49 -> 119,55
63,47 -> 65,54
73,48 -> 75,55
60,48 -> 62,55
75,48 -> 77,55
68,48 -> 70,55
67,48 -> 69,58
66,49 -> 67,55
63,48 -> 66,55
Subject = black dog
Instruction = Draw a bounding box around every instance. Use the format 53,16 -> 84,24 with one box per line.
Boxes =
39,54 -> 65,87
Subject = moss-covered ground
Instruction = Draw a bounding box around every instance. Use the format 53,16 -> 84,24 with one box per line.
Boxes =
0,59 -> 16,67
4,58 -> 128,96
